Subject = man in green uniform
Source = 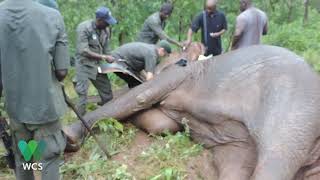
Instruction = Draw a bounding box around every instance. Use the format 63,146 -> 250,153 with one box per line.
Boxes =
137,3 -> 183,48
75,7 -> 116,115
0,0 -> 69,179
111,40 -> 172,88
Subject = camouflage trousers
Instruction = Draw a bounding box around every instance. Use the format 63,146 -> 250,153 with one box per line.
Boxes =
9,119 -> 66,180
75,73 -> 113,116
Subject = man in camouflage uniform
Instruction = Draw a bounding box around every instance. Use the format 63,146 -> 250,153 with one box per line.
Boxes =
0,0 -> 69,179
111,40 -> 172,88
137,3 -> 183,48
75,7 -> 116,115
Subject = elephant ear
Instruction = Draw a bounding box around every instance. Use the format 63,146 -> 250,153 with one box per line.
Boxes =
98,62 -> 144,83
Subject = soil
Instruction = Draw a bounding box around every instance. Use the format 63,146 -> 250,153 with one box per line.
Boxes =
64,128 -> 217,179
112,131 -> 217,180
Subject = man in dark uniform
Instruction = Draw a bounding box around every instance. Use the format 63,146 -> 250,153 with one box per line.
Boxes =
185,0 -> 227,56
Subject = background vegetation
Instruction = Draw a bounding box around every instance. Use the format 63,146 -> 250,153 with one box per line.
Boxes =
1,0 -> 319,179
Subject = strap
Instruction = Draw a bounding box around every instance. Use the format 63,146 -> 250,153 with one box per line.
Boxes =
203,10 -> 208,47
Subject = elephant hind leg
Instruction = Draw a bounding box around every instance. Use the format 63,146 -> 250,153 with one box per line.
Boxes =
303,163 -> 320,180
250,129 -> 313,180
293,137 -> 320,180
213,139 -> 257,180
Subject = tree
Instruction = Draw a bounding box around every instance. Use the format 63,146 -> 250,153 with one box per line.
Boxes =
303,0 -> 309,24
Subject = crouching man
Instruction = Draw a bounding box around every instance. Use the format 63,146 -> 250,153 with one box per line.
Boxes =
111,40 -> 172,88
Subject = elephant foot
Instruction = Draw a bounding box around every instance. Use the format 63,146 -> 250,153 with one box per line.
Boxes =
63,122 -> 86,152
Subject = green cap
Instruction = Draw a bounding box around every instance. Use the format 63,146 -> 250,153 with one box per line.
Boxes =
158,40 -> 172,54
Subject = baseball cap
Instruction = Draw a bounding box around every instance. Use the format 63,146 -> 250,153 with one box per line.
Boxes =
158,40 -> 172,54
95,7 -> 117,25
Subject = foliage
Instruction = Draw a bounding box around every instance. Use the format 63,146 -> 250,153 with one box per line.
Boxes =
138,132 -> 203,179
57,0 -> 320,71
61,122 -> 203,179
61,122 -> 137,179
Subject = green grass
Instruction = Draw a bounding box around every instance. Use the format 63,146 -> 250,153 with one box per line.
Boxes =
61,127 -> 203,179
137,132 -> 203,179
61,121 -> 138,180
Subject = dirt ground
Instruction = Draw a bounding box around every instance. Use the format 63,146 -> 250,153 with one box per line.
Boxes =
112,131 -> 217,180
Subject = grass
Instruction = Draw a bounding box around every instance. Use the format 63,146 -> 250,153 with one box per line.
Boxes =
61,125 -> 203,180
136,132 -> 203,179
61,121 -> 138,180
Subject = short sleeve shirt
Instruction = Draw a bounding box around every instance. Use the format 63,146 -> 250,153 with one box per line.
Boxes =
0,0 -> 70,124
233,7 -> 268,49
111,42 -> 159,73
75,20 -> 110,81
191,10 -> 227,56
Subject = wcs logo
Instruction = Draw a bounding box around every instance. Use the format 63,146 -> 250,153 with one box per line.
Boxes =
18,140 -> 46,171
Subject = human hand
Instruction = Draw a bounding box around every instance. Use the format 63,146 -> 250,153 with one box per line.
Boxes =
101,55 -> 115,63
146,72 -> 154,81
210,32 -> 220,38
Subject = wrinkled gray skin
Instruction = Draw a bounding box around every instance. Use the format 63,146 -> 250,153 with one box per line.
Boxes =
64,45 -> 320,180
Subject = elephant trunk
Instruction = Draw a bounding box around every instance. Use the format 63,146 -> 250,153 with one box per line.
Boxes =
64,65 -> 189,145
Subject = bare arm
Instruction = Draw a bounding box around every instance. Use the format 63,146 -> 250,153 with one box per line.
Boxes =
231,16 -> 246,50
82,49 -> 113,63
186,13 -> 202,47
186,28 -> 194,46
149,21 -> 182,47
263,21 -> 268,35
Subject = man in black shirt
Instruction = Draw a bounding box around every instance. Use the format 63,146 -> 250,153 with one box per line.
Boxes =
185,0 -> 227,56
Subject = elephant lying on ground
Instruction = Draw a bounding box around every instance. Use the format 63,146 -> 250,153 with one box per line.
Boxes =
64,45 -> 320,180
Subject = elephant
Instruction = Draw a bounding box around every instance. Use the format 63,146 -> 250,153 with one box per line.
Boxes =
64,45 -> 320,180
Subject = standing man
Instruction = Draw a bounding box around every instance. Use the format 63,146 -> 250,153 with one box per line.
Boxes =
231,0 -> 268,50
137,3 -> 183,48
0,0 -> 69,179
111,40 -> 172,88
75,7 -> 116,116
185,0 -> 227,56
